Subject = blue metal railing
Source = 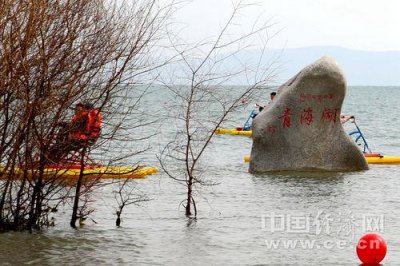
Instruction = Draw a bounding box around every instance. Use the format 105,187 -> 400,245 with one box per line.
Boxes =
243,110 -> 257,130
348,120 -> 372,153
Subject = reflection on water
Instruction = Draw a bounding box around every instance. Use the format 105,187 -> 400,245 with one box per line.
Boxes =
1,87 -> 400,265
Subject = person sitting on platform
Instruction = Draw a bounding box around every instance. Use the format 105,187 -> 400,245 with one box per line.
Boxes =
256,91 -> 276,112
340,115 -> 355,124
47,102 -> 102,164
243,92 -> 277,130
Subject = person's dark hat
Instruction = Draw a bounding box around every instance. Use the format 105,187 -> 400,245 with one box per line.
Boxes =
76,102 -> 93,109
82,102 -> 94,109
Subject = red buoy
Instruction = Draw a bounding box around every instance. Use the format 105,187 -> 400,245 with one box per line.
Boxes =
356,233 -> 387,264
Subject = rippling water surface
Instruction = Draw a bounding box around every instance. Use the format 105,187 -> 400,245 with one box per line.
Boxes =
1,86 -> 400,265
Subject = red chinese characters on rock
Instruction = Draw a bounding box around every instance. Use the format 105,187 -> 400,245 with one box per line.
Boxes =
269,106 -> 339,134
267,125 -> 278,134
300,107 -> 313,125
299,93 -> 335,103
321,108 -> 339,123
280,107 -> 292,128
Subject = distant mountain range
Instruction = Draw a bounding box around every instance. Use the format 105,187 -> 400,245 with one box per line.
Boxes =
161,46 -> 400,86
257,46 -> 400,86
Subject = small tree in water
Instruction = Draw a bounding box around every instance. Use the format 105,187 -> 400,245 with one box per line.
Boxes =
0,0 -> 174,231
114,177 -> 149,227
158,0 -> 277,217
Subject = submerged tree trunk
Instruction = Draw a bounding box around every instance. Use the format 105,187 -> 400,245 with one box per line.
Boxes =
27,152 -> 45,231
185,175 -> 193,217
70,148 -> 86,228
116,211 -> 121,227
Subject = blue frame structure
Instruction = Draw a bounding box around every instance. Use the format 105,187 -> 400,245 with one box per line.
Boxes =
243,110 -> 257,130
349,121 -> 372,153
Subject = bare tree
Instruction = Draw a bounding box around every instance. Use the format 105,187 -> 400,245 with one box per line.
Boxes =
158,0 -> 277,217
0,0 -> 175,231
113,178 -> 149,227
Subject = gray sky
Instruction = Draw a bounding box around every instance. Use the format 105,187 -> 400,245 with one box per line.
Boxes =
174,0 -> 400,51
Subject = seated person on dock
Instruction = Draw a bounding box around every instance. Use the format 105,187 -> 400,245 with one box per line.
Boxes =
243,92 -> 277,130
340,115 -> 355,124
47,102 -> 102,163
256,91 -> 276,112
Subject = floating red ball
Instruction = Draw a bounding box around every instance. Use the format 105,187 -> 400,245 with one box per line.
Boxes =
356,233 -> 387,264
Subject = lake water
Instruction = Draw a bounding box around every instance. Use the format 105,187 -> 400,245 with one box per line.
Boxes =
1,86 -> 400,265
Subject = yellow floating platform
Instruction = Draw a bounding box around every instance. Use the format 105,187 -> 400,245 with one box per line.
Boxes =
364,156 -> 400,165
244,155 -> 400,165
49,166 -> 159,179
2,166 -> 159,180
215,128 -> 252,137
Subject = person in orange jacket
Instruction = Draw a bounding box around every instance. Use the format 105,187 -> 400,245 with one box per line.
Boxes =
48,102 -> 102,163
68,102 -> 102,144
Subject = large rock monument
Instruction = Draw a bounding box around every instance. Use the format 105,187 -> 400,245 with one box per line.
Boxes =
249,56 -> 368,172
